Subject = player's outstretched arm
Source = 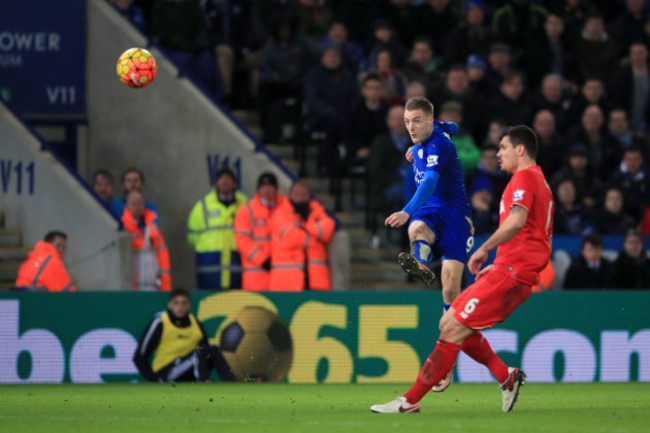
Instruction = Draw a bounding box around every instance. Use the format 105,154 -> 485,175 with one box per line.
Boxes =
468,205 -> 528,274
385,171 -> 439,227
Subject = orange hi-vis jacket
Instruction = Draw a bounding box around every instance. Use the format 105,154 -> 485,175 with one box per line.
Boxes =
15,241 -> 76,292
269,199 -> 335,291
234,193 -> 285,291
122,208 -> 171,291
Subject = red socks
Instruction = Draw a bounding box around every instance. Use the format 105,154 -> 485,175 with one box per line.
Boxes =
461,332 -> 509,384
403,339 -> 461,404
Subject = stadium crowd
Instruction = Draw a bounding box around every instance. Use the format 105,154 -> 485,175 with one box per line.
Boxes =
16,0 -> 647,292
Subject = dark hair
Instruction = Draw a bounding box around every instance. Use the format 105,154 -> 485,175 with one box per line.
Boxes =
447,63 -> 467,74
624,228 -> 644,243
502,69 -> 523,84
215,167 -> 236,183
169,287 -> 190,301
92,169 -> 113,185
44,231 -> 67,243
482,143 -> 499,153
362,72 -> 382,86
582,233 -> 603,249
501,125 -> 539,159
412,36 -> 433,50
623,144 -> 644,156
122,167 -> 144,184
405,96 -> 434,117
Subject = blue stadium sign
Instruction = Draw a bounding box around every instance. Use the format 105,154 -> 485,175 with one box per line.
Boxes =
0,0 -> 86,114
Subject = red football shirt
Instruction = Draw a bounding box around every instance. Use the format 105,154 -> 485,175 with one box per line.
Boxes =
493,165 -> 554,284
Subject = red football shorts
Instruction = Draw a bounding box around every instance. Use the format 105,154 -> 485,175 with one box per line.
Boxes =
452,269 -> 533,329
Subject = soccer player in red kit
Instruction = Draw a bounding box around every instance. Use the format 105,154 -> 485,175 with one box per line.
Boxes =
371,125 -> 554,414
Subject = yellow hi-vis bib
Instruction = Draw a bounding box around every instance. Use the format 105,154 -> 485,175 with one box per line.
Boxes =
152,312 -> 203,373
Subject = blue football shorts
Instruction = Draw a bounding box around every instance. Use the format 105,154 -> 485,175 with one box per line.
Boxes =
410,206 -> 475,263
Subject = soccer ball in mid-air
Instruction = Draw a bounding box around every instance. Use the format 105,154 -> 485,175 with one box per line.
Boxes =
220,306 -> 293,382
116,47 -> 156,88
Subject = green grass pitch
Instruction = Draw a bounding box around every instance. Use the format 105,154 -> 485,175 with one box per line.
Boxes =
1,383 -> 648,433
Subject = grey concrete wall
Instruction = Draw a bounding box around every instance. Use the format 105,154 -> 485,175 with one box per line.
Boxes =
0,102 -> 131,290
86,0 -> 295,288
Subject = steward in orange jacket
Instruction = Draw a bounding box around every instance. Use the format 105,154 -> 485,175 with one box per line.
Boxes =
15,231 -> 76,292
122,191 -> 171,291
234,173 -> 285,291
269,181 -> 336,291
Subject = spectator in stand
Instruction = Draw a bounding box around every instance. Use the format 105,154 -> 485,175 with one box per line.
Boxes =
437,101 -> 480,175
564,233 -> 613,289
532,109 -> 564,179
489,69 -> 533,127
611,42 -> 650,133
133,288 -> 236,382
611,229 -> 650,289
269,181 -> 336,291
401,36 -> 442,101
465,143 -> 509,204
611,0 -> 648,57
566,78 -> 611,128
606,108 -> 650,160
530,74 -> 570,133
91,169 -> 121,217
483,118 -> 508,148
14,231 -> 76,292
552,177 -> 594,236
383,0 -> 419,49
483,43 -> 512,95
365,18 -> 409,70
414,0 -> 457,56
258,15 -> 321,142
443,0 -> 491,67
114,168 -> 160,224
111,0 -> 147,33
345,73 -> 388,165
574,11 -> 619,85
333,0 -> 383,51
565,104 -> 622,179
550,144 -> 603,209
123,191 -> 171,291
201,0 -> 260,107
525,12 -> 577,91
303,43 -> 358,175
436,64 -> 488,143
320,21 -> 366,75
607,145 -> 649,223
234,172 -> 285,292
295,0 -> 333,42
642,204 -> 650,234
492,0 -> 548,56
150,0 -> 221,100
187,168 -> 247,290
368,105 -> 411,239
405,81 -> 427,100
592,187 -> 637,235
366,48 -> 406,104
465,143 -> 508,235
467,174 -> 497,236
466,54 -> 492,100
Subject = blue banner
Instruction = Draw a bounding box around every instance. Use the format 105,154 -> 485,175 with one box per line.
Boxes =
0,0 -> 86,114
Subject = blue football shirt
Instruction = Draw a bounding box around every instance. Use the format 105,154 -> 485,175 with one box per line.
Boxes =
411,122 -> 470,213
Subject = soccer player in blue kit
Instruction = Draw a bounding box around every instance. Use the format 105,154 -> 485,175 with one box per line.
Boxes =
385,96 -> 474,391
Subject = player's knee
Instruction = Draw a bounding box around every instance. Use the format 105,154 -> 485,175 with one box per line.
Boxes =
442,285 -> 459,302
